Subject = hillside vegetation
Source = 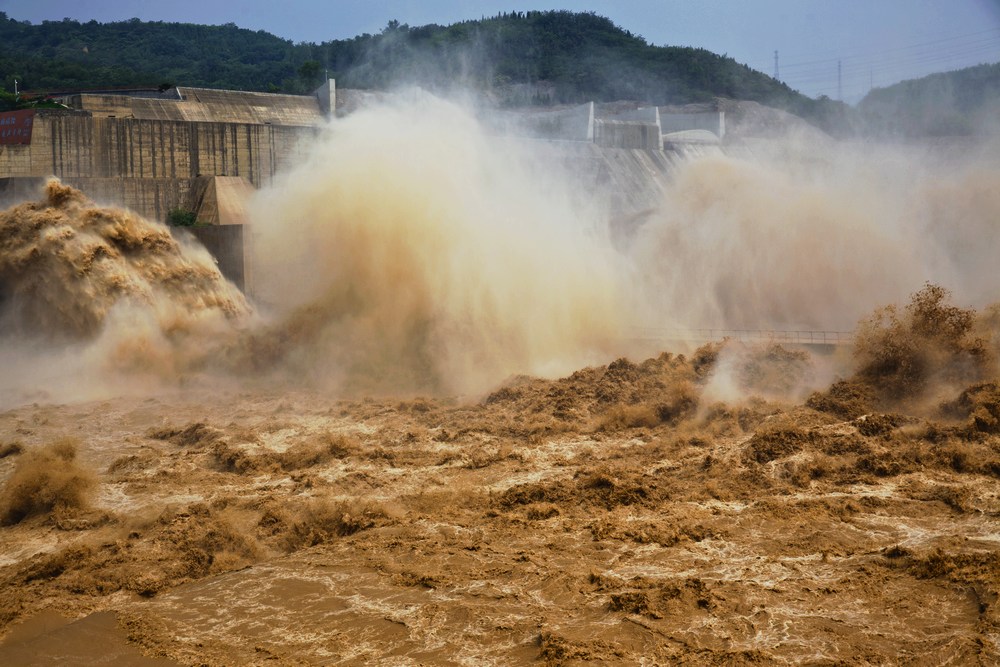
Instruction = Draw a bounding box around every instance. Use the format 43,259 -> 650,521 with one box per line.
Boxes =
0,10 -> 847,127
860,62 -> 1000,136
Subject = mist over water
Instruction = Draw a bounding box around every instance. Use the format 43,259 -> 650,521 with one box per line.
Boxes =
249,94 -> 623,395
1,93 -> 999,404
632,140 -> 1000,333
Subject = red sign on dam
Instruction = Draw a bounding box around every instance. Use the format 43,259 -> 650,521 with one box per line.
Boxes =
0,109 -> 35,145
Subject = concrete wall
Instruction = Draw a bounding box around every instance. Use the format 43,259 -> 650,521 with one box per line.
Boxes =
176,224 -> 251,294
527,140 -> 684,221
0,109 -> 315,294
190,176 -> 255,227
0,176 -> 46,207
66,95 -> 136,118
0,90 -> 328,296
512,102 -> 595,142
608,107 -> 660,125
659,111 -> 726,139
594,120 -> 662,150
0,175 -> 194,221
64,88 -> 325,127
0,111 -> 316,192
315,79 -> 336,118
0,175 -> 250,291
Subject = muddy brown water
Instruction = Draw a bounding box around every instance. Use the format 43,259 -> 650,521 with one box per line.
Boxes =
0,378 -> 997,665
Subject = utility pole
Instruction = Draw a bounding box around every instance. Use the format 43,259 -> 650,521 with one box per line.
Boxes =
774,50 -> 779,79
13,79 -> 17,96
837,60 -> 842,101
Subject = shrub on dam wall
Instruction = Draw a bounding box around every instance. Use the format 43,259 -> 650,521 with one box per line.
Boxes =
167,207 -> 197,227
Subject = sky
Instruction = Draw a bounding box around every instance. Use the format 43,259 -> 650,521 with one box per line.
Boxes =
2,0 -> 1000,104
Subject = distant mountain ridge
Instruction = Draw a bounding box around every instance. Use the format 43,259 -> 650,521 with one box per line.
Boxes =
10,10 -> 992,138
0,10 -> 852,130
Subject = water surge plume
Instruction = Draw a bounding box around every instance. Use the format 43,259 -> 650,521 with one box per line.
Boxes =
630,142 -> 1000,333
249,94 -> 623,395
0,180 -> 251,404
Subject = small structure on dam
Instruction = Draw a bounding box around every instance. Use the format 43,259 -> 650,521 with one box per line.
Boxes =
0,80 -> 725,294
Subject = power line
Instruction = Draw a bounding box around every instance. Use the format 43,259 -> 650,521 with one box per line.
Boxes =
769,26 -> 1000,100
777,40 -> 1000,99
779,43 -> 1000,85
780,36 -> 1000,80
777,26 -> 1000,70
781,48 -> 1000,88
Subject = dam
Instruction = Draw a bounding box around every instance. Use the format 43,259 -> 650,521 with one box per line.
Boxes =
0,81 -> 726,295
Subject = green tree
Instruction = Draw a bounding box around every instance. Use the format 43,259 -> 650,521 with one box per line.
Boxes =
298,59 -> 321,82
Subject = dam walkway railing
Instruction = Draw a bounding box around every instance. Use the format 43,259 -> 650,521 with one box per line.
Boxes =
628,328 -> 854,347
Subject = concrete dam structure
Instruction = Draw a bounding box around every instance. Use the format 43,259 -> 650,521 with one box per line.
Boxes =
0,88 -> 323,214
0,86 -> 331,293
0,82 -> 726,293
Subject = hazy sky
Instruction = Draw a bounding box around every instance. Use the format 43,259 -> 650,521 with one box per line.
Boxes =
3,1 -> 999,103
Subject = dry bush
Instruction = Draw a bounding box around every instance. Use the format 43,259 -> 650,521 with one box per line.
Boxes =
853,284 -> 992,403
0,438 -> 97,525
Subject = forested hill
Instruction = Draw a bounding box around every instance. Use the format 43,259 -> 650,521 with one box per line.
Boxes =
859,62 -> 1000,136
0,10 -> 842,126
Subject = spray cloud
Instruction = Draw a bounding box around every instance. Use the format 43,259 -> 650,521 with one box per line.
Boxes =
2,92 -> 1000,405
248,93 -> 624,395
